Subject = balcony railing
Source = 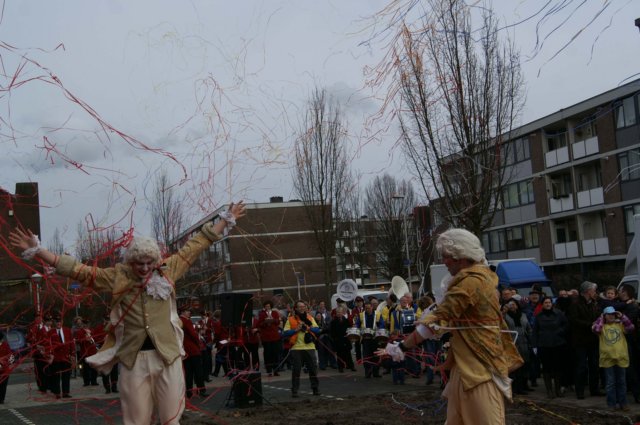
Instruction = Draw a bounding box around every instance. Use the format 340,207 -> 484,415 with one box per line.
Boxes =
545,146 -> 570,168
554,241 -> 579,259
577,187 -> 604,208
549,195 -> 574,213
572,136 -> 599,159
581,238 -> 609,256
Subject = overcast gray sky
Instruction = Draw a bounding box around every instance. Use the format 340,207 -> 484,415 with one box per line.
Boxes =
1,0 -> 639,250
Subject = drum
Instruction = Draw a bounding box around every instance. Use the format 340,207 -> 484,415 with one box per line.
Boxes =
361,328 -> 375,339
374,328 -> 389,343
346,327 -> 361,343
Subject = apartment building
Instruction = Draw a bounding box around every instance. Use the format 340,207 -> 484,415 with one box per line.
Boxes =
480,78 -> 640,288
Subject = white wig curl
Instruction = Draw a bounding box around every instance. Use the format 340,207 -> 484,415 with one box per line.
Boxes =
436,228 -> 486,263
123,236 -> 161,264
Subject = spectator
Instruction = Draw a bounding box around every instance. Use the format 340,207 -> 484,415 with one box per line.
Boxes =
258,301 -> 281,377
330,306 -> 355,373
533,297 -> 568,398
0,331 -> 14,404
503,299 -> 532,395
617,283 -> 640,403
568,281 -> 602,399
592,306 -> 635,411
180,306 -> 207,398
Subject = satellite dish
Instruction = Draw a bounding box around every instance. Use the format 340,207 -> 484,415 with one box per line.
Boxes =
336,279 -> 358,302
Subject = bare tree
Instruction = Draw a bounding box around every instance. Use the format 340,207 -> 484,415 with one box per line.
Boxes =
393,0 -> 523,235
293,88 -> 353,301
364,174 -> 416,279
150,170 -> 185,251
75,223 -> 121,266
47,228 -> 65,255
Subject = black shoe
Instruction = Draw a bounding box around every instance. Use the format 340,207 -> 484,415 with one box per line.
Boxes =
62,394 -> 72,398
274,372 -> 280,376
91,382 -> 99,386
204,378 -> 211,383
591,391 -> 605,397
577,394 -> 585,400
373,374 -> 382,378
313,389 -> 321,396
199,391 -> 209,397
292,392 -> 299,398
112,388 -> 118,393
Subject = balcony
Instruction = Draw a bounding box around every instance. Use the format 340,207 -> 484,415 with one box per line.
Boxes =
554,241 -> 579,259
549,195 -> 574,214
581,238 -> 609,256
572,136 -> 599,159
577,187 -> 604,208
545,146 -> 570,168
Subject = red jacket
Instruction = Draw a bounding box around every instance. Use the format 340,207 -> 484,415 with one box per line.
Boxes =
212,319 -> 229,350
0,340 -> 13,377
180,316 -> 201,358
74,327 -> 98,359
257,309 -> 281,342
48,327 -> 74,364
27,323 -> 49,359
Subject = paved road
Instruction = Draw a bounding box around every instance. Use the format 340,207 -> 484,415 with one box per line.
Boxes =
0,363 -> 428,425
4,362 -> 640,424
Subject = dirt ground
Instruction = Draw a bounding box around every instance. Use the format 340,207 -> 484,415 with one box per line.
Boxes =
182,388 -> 640,425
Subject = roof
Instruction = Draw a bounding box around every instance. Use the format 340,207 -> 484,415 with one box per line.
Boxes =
495,260 -> 550,287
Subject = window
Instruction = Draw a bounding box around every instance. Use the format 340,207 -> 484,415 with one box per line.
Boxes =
505,224 -> 539,251
574,120 -> 596,142
514,138 -> 531,163
619,148 -> 640,181
518,181 -> 535,205
523,224 -> 539,248
483,229 -> 506,253
502,180 -> 535,209
624,204 -> 640,234
546,132 -> 567,151
551,173 -> 572,198
616,96 -> 638,129
502,138 -> 531,166
506,227 -> 524,251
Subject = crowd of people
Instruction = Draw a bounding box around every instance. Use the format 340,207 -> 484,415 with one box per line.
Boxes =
500,280 -> 639,411
2,217 -> 638,423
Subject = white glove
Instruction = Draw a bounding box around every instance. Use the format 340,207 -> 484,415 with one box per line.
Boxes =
532,347 -> 538,356
384,342 -> 405,362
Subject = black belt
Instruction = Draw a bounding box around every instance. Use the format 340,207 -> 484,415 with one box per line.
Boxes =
140,336 -> 156,351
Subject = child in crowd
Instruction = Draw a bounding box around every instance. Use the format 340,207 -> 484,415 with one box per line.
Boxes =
592,306 -> 635,411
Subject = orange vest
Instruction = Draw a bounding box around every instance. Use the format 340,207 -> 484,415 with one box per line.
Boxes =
287,314 -> 313,345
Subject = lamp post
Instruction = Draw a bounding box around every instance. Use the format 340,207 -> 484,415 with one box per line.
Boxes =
31,273 -> 42,316
392,194 -> 412,286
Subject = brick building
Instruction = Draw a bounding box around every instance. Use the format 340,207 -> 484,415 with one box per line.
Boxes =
173,198 -> 334,309
0,182 -> 41,321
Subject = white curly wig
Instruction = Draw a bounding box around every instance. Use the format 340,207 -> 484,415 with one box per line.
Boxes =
123,236 -> 161,264
436,228 -> 486,263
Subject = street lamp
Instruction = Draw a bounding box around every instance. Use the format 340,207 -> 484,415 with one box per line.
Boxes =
31,273 -> 42,316
392,193 -> 412,286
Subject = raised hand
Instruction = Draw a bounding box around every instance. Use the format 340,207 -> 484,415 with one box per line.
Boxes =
8,228 -> 38,251
228,201 -> 246,221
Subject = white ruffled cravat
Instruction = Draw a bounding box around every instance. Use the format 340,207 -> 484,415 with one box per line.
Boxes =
145,270 -> 173,300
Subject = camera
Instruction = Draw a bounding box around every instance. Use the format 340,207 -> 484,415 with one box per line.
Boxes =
300,324 -> 308,331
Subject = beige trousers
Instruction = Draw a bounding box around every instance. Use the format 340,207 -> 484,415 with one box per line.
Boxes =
443,366 -> 506,425
119,350 -> 185,425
